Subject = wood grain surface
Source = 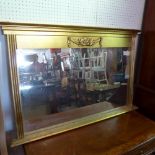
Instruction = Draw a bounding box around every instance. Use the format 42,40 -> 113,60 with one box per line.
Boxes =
25,111 -> 155,155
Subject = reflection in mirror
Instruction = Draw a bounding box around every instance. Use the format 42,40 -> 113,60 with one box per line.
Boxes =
16,48 -> 130,132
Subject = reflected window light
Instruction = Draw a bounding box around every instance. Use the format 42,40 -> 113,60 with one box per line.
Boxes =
20,85 -> 32,90
66,58 -> 71,69
17,54 -> 32,67
61,61 -> 64,71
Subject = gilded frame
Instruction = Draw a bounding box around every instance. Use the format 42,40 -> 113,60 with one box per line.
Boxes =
1,23 -> 138,146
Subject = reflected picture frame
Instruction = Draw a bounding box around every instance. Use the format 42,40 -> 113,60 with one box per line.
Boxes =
1,23 -> 138,146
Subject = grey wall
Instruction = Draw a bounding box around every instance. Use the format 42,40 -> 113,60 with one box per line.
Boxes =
0,28 -> 14,131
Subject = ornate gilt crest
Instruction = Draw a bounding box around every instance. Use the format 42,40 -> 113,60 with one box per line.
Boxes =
68,36 -> 102,47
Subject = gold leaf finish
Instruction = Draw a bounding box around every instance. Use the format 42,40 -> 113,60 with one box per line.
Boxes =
68,37 -> 102,47
0,22 -> 138,146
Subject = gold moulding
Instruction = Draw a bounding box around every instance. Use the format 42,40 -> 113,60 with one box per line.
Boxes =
15,35 -> 131,49
11,105 -> 135,147
1,23 -> 137,146
67,36 -> 102,47
2,23 -> 134,48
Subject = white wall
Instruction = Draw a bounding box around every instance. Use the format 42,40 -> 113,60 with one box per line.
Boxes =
0,30 -> 14,131
0,92 -> 8,155
0,0 -> 145,30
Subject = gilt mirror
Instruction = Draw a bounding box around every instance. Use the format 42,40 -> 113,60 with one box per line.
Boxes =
2,23 -> 137,146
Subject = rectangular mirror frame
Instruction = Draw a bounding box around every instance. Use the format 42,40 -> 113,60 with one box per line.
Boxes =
1,23 -> 138,146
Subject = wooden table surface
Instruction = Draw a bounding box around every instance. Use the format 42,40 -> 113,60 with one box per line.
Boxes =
24,111 -> 155,155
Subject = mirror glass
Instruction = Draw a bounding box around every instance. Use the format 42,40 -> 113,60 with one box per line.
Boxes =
16,48 -> 130,132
